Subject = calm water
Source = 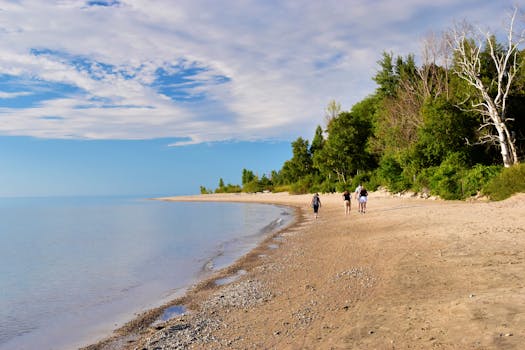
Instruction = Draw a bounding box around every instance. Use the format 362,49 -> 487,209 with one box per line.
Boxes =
0,196 -> 293,350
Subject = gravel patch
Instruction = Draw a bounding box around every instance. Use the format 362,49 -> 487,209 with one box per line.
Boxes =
136,279 -> 272,349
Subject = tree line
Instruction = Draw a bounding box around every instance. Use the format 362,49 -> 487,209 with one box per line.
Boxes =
203,9 -> 525,200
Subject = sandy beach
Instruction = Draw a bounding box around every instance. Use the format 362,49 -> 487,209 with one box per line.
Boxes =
85,191 -> 525,350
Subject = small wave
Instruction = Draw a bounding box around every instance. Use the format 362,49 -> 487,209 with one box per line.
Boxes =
199,209 -> 294,276
257,217 -> 285,235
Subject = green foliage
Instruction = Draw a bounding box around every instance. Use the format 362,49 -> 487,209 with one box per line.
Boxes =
199,186 -> 212,194
364,173 -> 381,192
461,165 -> 501,197
242,168 -> 256,185
316,179 -> 337,193
350,172 -> 370,189
414,155 -> 501,200
422,153 -> 467,200
215,178 -> 242,193
375,155 -> 411,193
415,98 -> 477,167
206,30 -> 525,201
483,163 -> 525,200
272,184 -> 292,193
280,137 -> 312,184
289,175 -> 314,194
314,111 -> 372,183
242,180 -> 262,193
310,125 -> 325,157
373,52 -> 398,98
240,170 -> 274,193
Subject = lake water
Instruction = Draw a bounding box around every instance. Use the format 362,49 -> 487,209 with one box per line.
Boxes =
0,196 -> 293,350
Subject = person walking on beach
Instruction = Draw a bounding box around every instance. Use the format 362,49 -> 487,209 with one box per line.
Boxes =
354,183 -> 362,201
358,186 -> 368,213
311,193 -> 321,219
343,190 -> 351,215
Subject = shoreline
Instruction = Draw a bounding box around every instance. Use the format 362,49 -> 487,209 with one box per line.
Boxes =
82,194 -> 304,350
83,191 -> 525,349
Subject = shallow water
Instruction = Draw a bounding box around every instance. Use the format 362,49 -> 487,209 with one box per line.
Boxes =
0,196 -> 293,350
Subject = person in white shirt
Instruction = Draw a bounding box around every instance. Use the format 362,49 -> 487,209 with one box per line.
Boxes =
354,184 -> 362,201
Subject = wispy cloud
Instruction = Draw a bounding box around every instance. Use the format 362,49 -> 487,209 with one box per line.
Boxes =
0,0 -> 518,144
0,91 -> 32,99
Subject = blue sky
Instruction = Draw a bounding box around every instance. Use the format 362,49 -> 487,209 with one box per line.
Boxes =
0,0 -> 519,197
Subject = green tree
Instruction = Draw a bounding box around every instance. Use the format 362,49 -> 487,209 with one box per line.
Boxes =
314,111 -> 372,184
414,97 -> 477,167
310,125 -> 325,156
242,168 -> 256,185
199,185 -> 212,194
279,137 -> 312,184
373,52 -> 399,98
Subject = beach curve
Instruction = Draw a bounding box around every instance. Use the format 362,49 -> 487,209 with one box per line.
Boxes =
83,191 -> 525,350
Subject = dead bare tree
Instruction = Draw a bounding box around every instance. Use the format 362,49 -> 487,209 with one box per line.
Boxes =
324,99 -> 341,130
448,8 -> 524,167
419,32 -> 452,100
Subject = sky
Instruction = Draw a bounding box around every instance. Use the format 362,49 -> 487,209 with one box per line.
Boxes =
0,0 -> 520,197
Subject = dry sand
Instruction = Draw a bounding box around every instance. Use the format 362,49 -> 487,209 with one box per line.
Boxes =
85,191 -> 525,350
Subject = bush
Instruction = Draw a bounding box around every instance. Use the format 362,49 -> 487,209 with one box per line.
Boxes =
416,155 -> 502,200
272,184 -> 291,193
313,179 -> 337,193
483,163 -> 525,200
242,180 -> 262,193
376,156 -> 411,193
414,166 -> 436,194
289,176 -> 314,194
426,153 -> 466,200
461,165 -> 501,197
200,186 -> 212,194
215,183 -> 242,193
350,172 -> 370,189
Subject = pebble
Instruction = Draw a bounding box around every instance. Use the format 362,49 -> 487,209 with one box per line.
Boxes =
136,279 -> 273,349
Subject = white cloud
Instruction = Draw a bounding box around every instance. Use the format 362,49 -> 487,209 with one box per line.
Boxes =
0,0 -> 519,144
0,91 -> 32,98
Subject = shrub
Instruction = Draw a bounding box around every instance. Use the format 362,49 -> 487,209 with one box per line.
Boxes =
215,183 -> 242,193
350,172 -> 370,189
461,165 -> 501,197
416,156 -> 502,200
414,166 -> 436,194
314,179 -> 337,193
272,184 -> 291,193
200,186 -> 212,194
376,156 -> 411,193
289,176 -> 314,194
242,180 -> 262,193
483,163 -> 525,200
426,153 -> 466,200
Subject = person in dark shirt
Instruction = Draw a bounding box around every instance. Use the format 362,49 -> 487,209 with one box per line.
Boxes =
343,190 -> 351,215
311,193 -> 321,219
359,187 -> 368,213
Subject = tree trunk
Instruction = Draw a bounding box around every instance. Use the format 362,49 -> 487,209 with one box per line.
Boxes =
449,8 -> 523,167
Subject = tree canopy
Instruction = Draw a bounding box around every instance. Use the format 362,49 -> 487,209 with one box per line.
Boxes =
205,8 -> 525,200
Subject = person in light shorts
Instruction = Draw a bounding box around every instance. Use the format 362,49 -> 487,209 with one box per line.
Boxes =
358,187 -> 368,213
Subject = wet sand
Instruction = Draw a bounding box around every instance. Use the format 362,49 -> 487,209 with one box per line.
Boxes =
83,191 -> 525,349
